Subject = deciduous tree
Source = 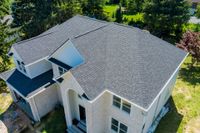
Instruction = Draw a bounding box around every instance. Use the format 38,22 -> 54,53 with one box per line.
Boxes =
176,31 -> 200,65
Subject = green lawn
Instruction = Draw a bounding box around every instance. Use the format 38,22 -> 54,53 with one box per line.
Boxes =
103,4 -> 119,21
183,23 -> 200,32
40,108 -> 66,133
103,4 -> 144,23
156,56 -> 200,133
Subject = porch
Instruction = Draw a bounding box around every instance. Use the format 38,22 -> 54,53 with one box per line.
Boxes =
67,119 -> 87,133
64,89 -> 88,133
15,97 -> 34,121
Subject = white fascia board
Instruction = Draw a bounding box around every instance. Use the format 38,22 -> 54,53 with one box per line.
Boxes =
88,89 -> 147,112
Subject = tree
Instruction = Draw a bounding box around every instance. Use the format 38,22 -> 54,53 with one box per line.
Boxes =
0,0 -> 10,17
127,0 -> 144,14
115,5 -> 123,23
82,0 -> 108,20
176,31 -> 200,65
196,4 -> 200,18
0,0 -> 17,89
120,0 -> 127,7
109,0 -> 120,4
143,0 -> 190,41
12,0 -> 82,39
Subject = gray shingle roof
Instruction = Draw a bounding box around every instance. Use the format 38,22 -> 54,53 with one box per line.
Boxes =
70,20 -> 187,109
12,16 -> 107,65
6,15 -> 187,109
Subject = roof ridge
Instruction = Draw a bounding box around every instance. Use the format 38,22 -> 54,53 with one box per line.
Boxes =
74,14 -> 108,24
74,24 -> 109,39
14,32 -> 55,46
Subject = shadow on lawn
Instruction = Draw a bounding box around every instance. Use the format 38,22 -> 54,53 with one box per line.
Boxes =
178,63 -> 200,86
155,97 -> 183,133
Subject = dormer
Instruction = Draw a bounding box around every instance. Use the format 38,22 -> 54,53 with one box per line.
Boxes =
9,46 -> 53,79
48,39 -> 84,80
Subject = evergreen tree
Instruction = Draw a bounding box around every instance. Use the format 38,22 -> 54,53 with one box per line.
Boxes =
0,0 -> 10,17
143,0 -> 190,41
120,0 -> 127,7
196,4 -> 200,18
12,0 -> 82,39
0,0 -> 17,89
109,0 -> 120,4
127,0 -> 144,14
115,5 -> 123,23
82,0 -> 108,20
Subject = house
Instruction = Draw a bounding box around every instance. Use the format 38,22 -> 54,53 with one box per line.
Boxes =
0,15 -> 187,133
191,0 -> 200,9
189,0 -> 200,15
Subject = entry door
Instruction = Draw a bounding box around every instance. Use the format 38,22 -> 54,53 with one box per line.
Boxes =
79,105 -> 86,121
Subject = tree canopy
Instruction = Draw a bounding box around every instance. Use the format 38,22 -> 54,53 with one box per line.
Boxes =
196,4 -> 200,18
12,0 -> 82,39
176,31 -> 200,65
143,0 -> 190,41
127,0 -> 144,14
82,0 -> 107,20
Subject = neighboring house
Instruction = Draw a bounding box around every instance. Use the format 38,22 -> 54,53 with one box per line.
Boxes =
189,0 -> 200,15
0,15 -> 187,133
191,0 -> 200,9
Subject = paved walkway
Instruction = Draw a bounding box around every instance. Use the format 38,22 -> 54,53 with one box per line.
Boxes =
0,104 -> 32,133
0,120 -> 7,133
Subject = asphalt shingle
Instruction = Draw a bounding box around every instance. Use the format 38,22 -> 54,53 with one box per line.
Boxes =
2,15 -> 187,109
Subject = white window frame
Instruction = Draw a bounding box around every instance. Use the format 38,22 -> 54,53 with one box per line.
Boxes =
112,95 -> 131,114
111,118 -> 128,133
16,60 -> 26,73
58,66 -> 67,75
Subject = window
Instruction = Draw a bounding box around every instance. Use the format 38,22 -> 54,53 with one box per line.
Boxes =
113,96 -> 121,108
111,118 -> 119,132
122,101 -> 131,114
16,60 -> 26,73
17,60 -> 22,70
119,123 -> 128,133
58,66 -> 67,75
111,118 -> 128,133
113,96 -> 131,114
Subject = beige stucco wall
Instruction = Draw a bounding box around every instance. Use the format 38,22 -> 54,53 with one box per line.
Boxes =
33,84 -> 60,118
55,65 -> 180,133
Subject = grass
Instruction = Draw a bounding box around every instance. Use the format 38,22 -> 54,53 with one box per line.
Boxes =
39,108 -> 66,133
103,4 -> 119,21
183,23 -> 200,32
0,58 -> 13,115
103,4 -> 144,23
156,56 -> 200,133
0,91 -> 12,114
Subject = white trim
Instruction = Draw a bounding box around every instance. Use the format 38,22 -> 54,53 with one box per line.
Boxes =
28,97 -> 41,121
25,56 -> 48,67
27,87 -> 47,99
89,89 -> 147,112
146,53 -> 189,111
88,53 -> 189,112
